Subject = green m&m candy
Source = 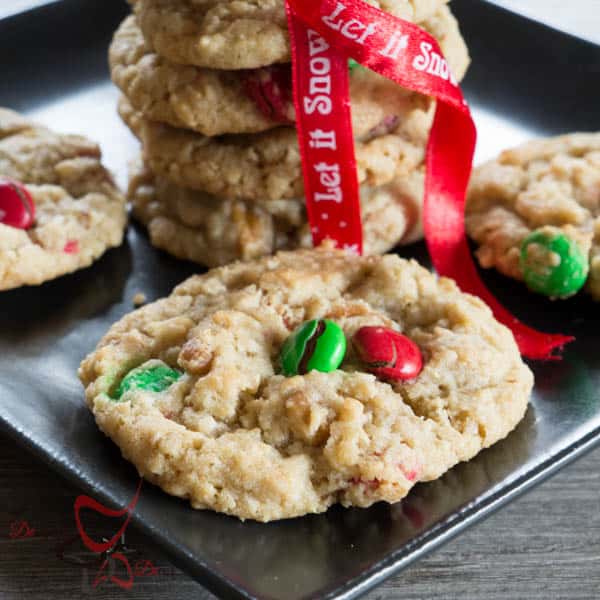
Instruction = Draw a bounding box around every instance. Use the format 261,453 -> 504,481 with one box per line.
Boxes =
114,361 -> 182,400
520,228 -> 588,299
348,58 -> 362,72
281,319 -> 347,376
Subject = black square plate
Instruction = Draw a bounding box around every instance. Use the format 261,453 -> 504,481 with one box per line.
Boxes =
1,1 -> 599,598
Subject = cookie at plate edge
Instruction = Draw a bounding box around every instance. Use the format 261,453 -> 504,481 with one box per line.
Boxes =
0,107 -> 127,291
466,132 -> 600,300
80,246 -> 533,522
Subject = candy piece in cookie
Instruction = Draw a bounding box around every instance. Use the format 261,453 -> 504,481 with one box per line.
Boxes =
241,65 -> 294,125
353,326 -> 423,381
0,178 -> 35,229
80,247 -> 533,522
520,228 -> 589,299
348,58 -> 362,72
115,360 -> 182,400
281,319 -> 347,376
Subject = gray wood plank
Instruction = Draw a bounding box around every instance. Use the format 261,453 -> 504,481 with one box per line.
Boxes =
2,434 -> 599,599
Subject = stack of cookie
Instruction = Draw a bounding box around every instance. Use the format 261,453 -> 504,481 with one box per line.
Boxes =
110,0 -> 470,267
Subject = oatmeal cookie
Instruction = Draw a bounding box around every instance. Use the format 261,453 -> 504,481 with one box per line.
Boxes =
0,108 -> 127,291
80,246 -> 532,521
133,0 -> 448,70
466,133 -> 600,299
129,159 -> 424,266
119,95 -> 433,201
110,10 -> 467,138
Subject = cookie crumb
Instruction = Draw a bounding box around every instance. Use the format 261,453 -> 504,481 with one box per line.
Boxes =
133,292 -> 147,307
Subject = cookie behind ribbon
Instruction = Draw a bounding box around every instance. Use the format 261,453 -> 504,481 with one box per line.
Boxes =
466,132 -> 600,300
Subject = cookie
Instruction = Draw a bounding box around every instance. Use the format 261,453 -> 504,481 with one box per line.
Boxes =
110,10 -> 467,138
79,246 -> 533,522
119,95 -> 433,201
129,159 -> 424,266
133,0 -> 448,70
466,133 -> 600,299
0,108 -> 127,291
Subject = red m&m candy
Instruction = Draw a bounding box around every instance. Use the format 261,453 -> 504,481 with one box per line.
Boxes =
353,326 -> 423,382
0,178 -> 35,229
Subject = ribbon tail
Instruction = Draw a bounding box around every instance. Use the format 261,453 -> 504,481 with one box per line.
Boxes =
424,103 -> 574,360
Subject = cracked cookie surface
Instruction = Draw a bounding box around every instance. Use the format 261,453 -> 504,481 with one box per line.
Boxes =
466,133 -> 600,299
0,108 -> 127,291
80,246 -> 532,521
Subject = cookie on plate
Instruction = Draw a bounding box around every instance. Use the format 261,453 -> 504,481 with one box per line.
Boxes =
110,9 -> 468,138
80,246 -> 533,522
466,133 -> 600,299
132,0 -> 449,70
129,160 -> 425,266
119,95 -> 433,201
0,108 -> 127,291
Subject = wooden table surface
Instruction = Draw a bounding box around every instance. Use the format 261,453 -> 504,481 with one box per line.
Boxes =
2,433 -> 600,599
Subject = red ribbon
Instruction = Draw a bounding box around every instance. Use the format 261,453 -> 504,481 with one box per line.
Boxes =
285,0 -> 573,359
286,14 -> 363,254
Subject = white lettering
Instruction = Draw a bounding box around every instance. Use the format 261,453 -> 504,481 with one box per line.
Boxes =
309,76 -> 331,96
440,60 -> 449,80
303,96 -> 332,115
412,41 -> 457,85
315,189 -> 343,203
322,2 -> 346,31
322,2 -> 377,45
320,169 -> 341,188
379,30 -> 408,60
314,163 -> 342,203
356,23 -> 377,44
413,41 -> 431,71
303,32 -> 333,116
309,129 -> 337,150
310,57 -> 330,75
426,52 -> 441,76
308,29 -> 330,56
341,19 -> 364,40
